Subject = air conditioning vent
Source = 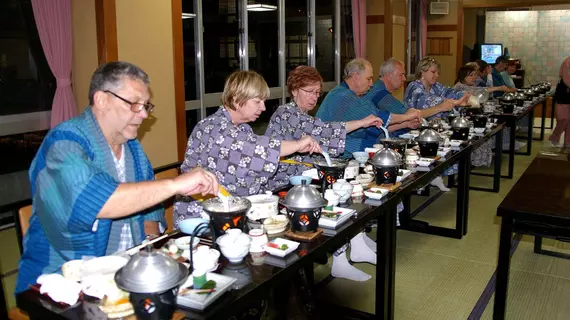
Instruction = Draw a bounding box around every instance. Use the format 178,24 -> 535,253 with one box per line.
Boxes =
430,1 -> 449,15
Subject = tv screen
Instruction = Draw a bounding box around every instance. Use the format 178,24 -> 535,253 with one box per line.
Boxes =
481,43 -> 503,64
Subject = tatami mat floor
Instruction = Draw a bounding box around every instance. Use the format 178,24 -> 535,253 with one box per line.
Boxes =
315,121 -> 570,319
2,120 -> 570,320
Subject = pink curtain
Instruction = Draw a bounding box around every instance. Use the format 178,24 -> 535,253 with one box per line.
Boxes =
31,0 -> 77,128
352,0 -> 366,58
420,0 -> 428,57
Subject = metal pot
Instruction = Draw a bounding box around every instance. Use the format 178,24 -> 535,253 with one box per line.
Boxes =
202,197 -> 251,237
313,158 -> 348,194
416,128 -> 440,157
369,148 -> 402,185
428,118 -> 443,132
380,138 -> 407,159
280,181 -> 327,232
538,83 -> 549,93
542,81 -> 551,91
472,115 -> 488,128
115,246 -> 188,320
531,85 -> 542,96
514,92 -> 525,106
472,87 -> 490,105
522,87 -> 535,100
451,116 -> 471,141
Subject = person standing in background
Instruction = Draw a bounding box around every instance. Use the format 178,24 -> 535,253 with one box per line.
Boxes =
550,56 -> 570,148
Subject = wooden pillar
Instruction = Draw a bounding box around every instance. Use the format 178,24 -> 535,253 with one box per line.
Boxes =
384,0 -> 393,62
456,0 -> 464,71
95,0 -> 118,64
171,0 -> 187,160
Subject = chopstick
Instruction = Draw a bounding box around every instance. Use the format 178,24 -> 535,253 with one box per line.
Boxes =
124,230 -> 180,255
279,159 -> 314,167
179,288 -> 216,295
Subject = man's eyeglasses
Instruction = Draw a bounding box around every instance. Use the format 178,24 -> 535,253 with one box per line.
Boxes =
299,88 -> 322,97
104,90 -> 155,113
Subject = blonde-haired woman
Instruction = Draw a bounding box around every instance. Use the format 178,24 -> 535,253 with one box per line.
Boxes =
404,56 -> 470,120
174,70 -> 322,223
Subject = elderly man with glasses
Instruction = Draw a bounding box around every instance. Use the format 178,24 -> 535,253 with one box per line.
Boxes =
16,61 -> 220,293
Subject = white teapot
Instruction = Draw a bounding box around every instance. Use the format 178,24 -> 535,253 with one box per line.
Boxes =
332,179 -> 353,203
324,189 -> 340,207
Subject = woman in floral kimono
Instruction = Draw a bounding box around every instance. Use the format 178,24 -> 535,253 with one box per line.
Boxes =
174,70 -> 321,224
266,66 -> 383,283
404,57 -> 471,190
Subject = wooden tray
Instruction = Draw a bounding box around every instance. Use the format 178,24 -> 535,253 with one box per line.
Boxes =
285,228 -> 323,242
367,181 -> 402,192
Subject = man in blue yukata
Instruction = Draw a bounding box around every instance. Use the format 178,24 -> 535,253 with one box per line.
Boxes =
489,55 -> 509,97
16,62 -> 220,293
316,58 -> 421,155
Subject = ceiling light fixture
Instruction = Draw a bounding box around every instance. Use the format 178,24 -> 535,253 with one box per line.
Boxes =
182,13 -> 196,19
247,4 -> 278,12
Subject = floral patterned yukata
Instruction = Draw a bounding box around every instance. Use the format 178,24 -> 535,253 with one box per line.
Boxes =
265,101 -> 347,164
173,107 -> 305,226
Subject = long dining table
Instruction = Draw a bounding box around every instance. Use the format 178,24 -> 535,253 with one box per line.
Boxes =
16,126 -> 491,320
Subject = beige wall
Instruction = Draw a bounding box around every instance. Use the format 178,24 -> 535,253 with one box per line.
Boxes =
115,0 -> 178,167
71,0 -> 98,111
427,2 -> 459,86
366,0 -> 385,75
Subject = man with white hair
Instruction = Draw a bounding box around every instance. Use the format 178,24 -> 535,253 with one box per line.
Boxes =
317,58 -> 420,155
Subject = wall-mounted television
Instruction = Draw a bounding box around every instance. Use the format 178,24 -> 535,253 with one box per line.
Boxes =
480,43 -> 503,64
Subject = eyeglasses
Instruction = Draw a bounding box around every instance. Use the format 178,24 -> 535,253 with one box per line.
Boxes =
299,88 -> 322,97
104,90 -> 155,113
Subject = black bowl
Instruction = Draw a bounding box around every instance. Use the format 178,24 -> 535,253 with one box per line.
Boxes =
501,104 -> 514,114
418,141 -> 438,157
472,115 -> 487,128
286,207 -> 322,232
373,165 -> 399,185
381,139 -> 407,159
130,289 -> 178,320
451,127 -> 470,141
314,162 -> 347,195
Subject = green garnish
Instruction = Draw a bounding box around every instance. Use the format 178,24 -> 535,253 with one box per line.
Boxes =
280,244 -> 289,250
197,280 -> 216,294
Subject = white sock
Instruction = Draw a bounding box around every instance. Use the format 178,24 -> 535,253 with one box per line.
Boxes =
363,233 -> 376,253
349,233 -> 377,265
331,251 -> 372,282
430,176 -> 450,192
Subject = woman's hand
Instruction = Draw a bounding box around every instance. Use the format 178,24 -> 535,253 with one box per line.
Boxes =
296,136 -> 323,154
457,93 -> 472,106
440,99 -> 457,111
360,115 -> 384,128
173,167 -> 220,196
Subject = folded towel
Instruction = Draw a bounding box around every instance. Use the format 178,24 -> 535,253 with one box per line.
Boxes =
37,273 -> 81,305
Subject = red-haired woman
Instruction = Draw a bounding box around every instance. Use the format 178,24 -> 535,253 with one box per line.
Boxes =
266,66 -> 381,283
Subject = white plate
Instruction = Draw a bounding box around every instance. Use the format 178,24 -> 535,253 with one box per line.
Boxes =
364,188 -> 388,200
473,127 -> 486,134
319,207 -> 356,229
177,273 -> 236,310
449,140 -> 463,147
175,236 -> 200,251
263,238 -> 300,257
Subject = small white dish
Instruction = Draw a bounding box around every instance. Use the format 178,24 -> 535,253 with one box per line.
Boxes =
263,238 -> 300,257
355,173 -> 374,184
449,140 -> 463,147
177,273 -> 237,310
174,236 -> 200,251
364,188 -> 388,200
416,158 -> 434,167
263,215 -> 289,234
473,127 -> 486,134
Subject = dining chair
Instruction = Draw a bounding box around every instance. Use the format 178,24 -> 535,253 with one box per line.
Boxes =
154,166 -> 180,233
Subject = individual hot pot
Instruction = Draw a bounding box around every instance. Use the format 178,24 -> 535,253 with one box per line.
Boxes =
279,180 -> 327,232
522,87 -> 535,101
368,148 -> 403,185
471,114 -> 488,128
380,138 -> 408,160
513,92 -> 525,107
498,92 -> 516,114
451,116 -> 471,141
416,128 -> 441,158
201,196 -> 251,238
115,246 -> 189,320
313,159 -> 348,195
